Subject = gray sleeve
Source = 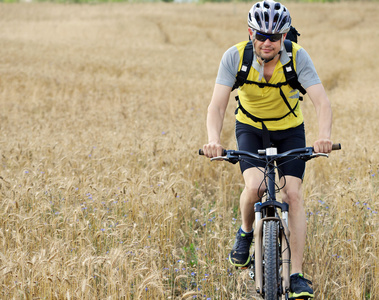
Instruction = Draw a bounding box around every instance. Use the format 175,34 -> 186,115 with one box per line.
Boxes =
296,48 -> 321,89
215,46 -> 240,87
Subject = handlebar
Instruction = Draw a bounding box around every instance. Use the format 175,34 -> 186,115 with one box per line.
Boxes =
198,143 -> 341,163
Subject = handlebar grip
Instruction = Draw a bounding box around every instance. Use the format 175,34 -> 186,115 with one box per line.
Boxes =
198,149 -> 227,156
332,143 -> 341,151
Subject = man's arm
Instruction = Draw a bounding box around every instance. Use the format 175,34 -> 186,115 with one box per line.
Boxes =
306,83 -> 333,153
203,84 -> 232,158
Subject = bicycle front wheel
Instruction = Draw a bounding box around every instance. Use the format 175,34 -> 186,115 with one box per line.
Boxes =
263,220 -> 280,300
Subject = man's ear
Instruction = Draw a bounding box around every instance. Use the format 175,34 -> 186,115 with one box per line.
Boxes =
248,28 -> 254,40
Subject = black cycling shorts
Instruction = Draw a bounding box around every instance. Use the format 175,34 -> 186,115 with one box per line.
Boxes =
235,121 -> 306,179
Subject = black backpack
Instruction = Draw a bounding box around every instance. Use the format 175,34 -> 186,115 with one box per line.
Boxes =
232,26 -> 306,147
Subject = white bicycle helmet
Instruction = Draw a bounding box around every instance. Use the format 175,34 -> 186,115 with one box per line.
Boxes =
248,0 -> 291,34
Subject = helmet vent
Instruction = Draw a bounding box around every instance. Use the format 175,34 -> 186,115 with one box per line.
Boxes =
279,17 -> 287,30
273,13 -> 279,24
264,11 -> 269,23
255,12 -> 262,27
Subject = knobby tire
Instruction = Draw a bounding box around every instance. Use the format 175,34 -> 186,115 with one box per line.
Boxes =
263,220 -> 280,300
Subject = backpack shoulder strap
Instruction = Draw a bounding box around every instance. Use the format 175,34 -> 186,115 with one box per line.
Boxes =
232,39 -> 307,96
283,40 -> 307,96
232,40 -> 253,91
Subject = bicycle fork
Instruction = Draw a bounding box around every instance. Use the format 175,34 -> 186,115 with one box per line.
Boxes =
250,153 -> 291,297
253,213 -> 291,296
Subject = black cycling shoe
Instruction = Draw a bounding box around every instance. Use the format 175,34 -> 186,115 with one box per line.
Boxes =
289,273 -> 314,299
228,227 -> 254,268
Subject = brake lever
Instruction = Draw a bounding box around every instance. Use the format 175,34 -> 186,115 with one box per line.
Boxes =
312,153 -> 329,158
210,156 -> 227,162
210,154 -> 240,164
299,152 -> 328,161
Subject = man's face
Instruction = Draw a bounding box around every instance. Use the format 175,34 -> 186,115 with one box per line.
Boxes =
249,29 -> 286,62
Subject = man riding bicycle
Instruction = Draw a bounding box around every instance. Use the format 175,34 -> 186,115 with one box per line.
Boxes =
202,1 -> 333,298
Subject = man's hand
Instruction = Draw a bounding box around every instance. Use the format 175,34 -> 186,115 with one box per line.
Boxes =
313,138 -> 333,153
202,142 -> 224,158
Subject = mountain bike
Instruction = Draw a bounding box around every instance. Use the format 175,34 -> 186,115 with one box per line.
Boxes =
199,144 -> 341,300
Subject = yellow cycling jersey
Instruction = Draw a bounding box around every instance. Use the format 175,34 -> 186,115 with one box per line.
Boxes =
235,41 -> 304,131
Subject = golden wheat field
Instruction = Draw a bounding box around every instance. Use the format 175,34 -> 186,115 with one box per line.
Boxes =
0,1 -> 378,299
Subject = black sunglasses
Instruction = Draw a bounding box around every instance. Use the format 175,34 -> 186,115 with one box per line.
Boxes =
255,32 -> 282,42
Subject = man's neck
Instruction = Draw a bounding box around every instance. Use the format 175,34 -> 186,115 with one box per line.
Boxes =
257,53 -> 280,67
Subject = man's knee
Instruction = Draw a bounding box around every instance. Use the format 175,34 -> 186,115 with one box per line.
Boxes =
242,168 -> 266,201
244,184 -> 265,200
282,188 -> 302,203
281,176 -> 303,204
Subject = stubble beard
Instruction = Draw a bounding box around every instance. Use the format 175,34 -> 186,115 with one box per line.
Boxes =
257,47 -> 277,62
